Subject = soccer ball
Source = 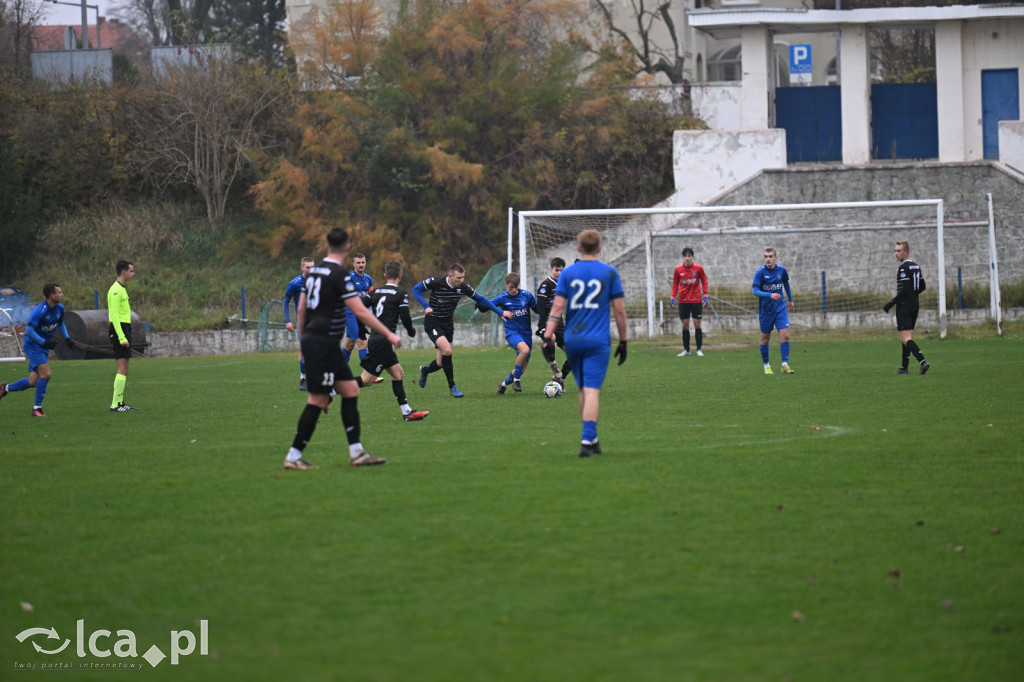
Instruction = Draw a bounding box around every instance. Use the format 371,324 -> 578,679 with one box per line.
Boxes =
543,381 -> 563,398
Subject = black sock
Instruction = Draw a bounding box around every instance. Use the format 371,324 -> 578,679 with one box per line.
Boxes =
695,328 -> 703,350
542,339 -> 556,364
441,355 -> 455,387
392,380 -> 407,405
561,361 -> 571,379
341,397 -> 359,445
682,329 -> 690,351
906,339 -> 925,363
291,403 -> 322,451
355,377 -> 364,387
901,343 -> 910,369
426,360 -> 440,374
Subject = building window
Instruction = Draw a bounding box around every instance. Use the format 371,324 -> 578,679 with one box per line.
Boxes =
708,44 -> 742,81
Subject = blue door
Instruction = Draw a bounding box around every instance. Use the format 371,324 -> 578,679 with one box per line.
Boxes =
775,86 -> 842,162
982,69 -> 1020,159
871,83 -> 939,160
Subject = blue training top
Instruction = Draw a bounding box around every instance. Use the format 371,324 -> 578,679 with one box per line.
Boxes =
491,288 -> 537,339
554,259 -> 624,347
24,301 -> 68,348
752,264 -> 792,315
282,274 -> 305,323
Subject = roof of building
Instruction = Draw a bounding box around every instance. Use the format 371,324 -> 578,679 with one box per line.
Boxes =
33,17 -> 148,58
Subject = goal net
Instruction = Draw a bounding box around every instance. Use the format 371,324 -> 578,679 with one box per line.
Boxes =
515,197 -> 1003,339
0,308 -> 25,363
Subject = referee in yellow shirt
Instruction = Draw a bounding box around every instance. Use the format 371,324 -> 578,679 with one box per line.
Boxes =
108,260 -> 138,412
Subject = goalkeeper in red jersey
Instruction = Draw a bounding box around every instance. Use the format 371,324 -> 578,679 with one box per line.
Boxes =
670,247 -> 709,357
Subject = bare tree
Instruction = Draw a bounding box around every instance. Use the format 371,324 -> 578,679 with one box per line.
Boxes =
111,0 -> 213,45
589,0 -> 686,84
130,52 -> 293,222
0,0 -> 48,76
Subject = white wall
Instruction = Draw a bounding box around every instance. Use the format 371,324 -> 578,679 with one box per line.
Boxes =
1000,121 -> 1024,171
672,129 -> 786,206
961,19 -> 1024,161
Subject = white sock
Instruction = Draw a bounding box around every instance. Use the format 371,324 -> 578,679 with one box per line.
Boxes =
401,404 -> 412,416
349,443 -> 364,459
286,448 -> 303,462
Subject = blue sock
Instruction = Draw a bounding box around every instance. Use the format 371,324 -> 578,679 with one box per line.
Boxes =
513,364 -> 523,381
781,342 -> 790,364
299,359 -> 305,375
341,347 -> 352,362
504,370 -> 515,385
582,420 -> 598,444
760,345 -> 769,364
34,377 -> 48,407
9,377 -> 30,392
359,348 -> 367,361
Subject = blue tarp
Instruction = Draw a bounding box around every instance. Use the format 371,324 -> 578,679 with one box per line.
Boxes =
0,286 -> 34,325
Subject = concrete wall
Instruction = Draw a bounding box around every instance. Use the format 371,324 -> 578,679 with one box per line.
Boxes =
673,129 -> 787,206
1000,121 -> 1024,172
31,49 -> 112,83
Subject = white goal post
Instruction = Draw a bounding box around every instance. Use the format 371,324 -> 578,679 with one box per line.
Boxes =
514,198 -> 1003,340
0,308 -> 25,363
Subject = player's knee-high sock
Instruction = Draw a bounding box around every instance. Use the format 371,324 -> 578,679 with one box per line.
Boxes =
582,420 -> 598,444
358,348 -> 367,361
111,374 -> 126,408
901,343 -> 910,368
392,380 -> 408,407
299,359 -> 305,376
341,397 -> 360,445
513,364 -> 524,381
760,344 -> 770,365
560,361 -> 572,379
905,339 -> 925,363
503,369 -> 515,385
542,339 -> 556,364
291,403 -> 322,451
426,359 -> 441,374
441,355 -> 455,387
781,342 -> 790,364
34,377 -> 48,408
695,328 -> 703,350
8,377 -> 30,392
354,377 -> 364,387
341,346 -> 352,362
682,329 -> 690,351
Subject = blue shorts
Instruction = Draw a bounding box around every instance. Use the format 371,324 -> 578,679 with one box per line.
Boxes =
505,332 -> 532,351
566,341 -> 611,390
759,308 -> 790,334
345,310 -> 360,342
23,343 -> 51,373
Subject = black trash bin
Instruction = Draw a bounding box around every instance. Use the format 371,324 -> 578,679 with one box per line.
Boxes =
54,310 -> 148,360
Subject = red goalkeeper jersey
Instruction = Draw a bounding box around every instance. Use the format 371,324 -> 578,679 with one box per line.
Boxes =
672,263 -> 708,302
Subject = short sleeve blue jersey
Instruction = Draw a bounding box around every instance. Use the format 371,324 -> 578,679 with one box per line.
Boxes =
283,274 -> 305,323
345,271 -> 374,319
491,289 -> 536,338
24,301 -> 67,349
554,260 -> 624,347
752,264 -> 791,314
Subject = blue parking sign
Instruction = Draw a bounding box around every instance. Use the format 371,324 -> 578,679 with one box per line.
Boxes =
789,44 -> 812,84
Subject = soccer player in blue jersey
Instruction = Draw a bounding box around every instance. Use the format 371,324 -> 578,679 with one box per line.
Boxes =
412,263 -> 512,398
492,273 -> 538,394
544,230 -> 627,457
0,283 -> 73,417
752,247 -> 795,375
343,253 -> 373,364
284,257 -> 314,390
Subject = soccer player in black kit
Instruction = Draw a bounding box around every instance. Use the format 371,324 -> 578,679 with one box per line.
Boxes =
412,263 -> 512,398
353,261 -> 429,422
884,240 -> 931,375
282,228 -> 403,471
535,257 -> 571,386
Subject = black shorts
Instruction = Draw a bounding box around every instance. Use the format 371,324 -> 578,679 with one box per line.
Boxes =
677,302 -> 703,321
301,335 -> 354,394
895,306 -> 918,332
538,319 -> 565,347
109,323 -> 132,360
360,338 -> 399,376
424,319 -> 454,347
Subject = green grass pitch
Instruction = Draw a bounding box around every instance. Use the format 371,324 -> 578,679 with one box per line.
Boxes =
2,335 -> 1022,681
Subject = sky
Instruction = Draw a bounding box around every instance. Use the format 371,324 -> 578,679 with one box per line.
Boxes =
43,0 -> 118,27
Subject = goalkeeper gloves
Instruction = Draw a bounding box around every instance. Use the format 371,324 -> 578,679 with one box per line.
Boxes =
883,302 -> 894,313
613,340 -> 627,365
669,298 -> 675,307
702,295 -> 708,307
42,339 -> 58,350
65,337 -> 74,349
